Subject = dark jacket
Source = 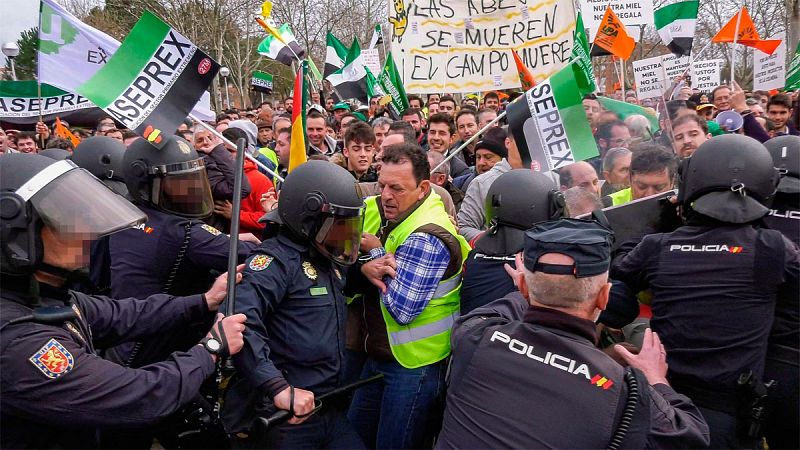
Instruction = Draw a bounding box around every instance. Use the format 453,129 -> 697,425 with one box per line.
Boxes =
0,275 -> 215,449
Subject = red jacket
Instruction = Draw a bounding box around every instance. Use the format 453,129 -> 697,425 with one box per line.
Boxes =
240,158 -> 273,235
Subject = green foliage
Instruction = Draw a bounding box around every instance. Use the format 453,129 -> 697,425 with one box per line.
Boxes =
4,28 -> 38,81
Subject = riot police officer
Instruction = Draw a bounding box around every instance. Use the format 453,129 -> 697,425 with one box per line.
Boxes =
437,218 -> 710,448
612,134 -> 799,448
763,134 -> 800,450
105,135 -> 258,368
220,161 -> 366,448
460,169 -> 563,314
0,154 -> 246,448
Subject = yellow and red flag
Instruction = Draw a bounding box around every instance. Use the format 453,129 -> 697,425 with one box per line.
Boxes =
512,49 -> 536,90
712,7 -> 781,55
54,117 -> 80,148
592,7 -> 636,60
288,61 -> 308,172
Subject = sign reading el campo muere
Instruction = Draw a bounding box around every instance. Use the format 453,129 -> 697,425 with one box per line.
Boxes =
389,0 -> 577,93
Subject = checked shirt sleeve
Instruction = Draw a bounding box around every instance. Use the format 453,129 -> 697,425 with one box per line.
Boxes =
376,232 -> 450,325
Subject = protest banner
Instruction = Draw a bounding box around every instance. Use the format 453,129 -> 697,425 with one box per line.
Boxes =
251,71 -> 274,93
579,0 -> 653,41
506,63 -> 599,172
660,53 -> 690,82
632,56 -> 666,99
77,11 -> 219,147
361,48 -> 382,76
753,34 -> 786,91
389,0 -> 576,93
0,80 -> 95,122
691,59 -> 722,91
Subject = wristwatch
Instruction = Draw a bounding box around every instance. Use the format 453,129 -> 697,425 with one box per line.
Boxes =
200,336 -> 223,355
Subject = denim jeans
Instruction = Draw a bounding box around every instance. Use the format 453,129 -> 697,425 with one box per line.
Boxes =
347,357 -> 446,449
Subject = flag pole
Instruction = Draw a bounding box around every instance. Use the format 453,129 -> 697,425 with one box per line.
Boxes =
620,58 -> 626,93
432,110 -> 507,173
189,113 -> 285,182
730,5 -> 743,85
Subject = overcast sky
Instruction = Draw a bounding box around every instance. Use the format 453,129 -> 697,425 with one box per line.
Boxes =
0,0 -> 41,63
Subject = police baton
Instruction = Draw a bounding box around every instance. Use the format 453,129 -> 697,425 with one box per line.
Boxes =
258,374 -> 384,429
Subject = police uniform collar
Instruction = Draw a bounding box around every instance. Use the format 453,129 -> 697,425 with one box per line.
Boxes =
276,227 -> 312,251
523,306 -> 599,346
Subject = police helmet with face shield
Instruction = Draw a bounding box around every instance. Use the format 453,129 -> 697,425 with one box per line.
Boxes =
70,136 -> 129,197
677,134 -> 779,223
0,154 -> 146,275
123,135 -> 214,218
277,161 -> 364,265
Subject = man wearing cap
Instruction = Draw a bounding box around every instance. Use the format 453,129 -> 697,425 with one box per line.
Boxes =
436,219 -> 710,449
333,102 -> 351,122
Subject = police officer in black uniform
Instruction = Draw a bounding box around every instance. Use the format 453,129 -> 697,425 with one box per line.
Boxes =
105,135 -> 258,368
612,134 -> 799,448
436,218 -> 710,449
221,161 -> 366,448
763,134 -> 800,450
0,154 -> 247,448
69,136 -> 130,295
459,169 -> 563,314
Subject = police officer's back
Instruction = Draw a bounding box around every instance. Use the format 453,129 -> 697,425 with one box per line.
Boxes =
106,136 -> 257,367
437,219 -> 710,449
221,161 -> 365,448
764,135 -> 800,247
612,134 -> 799,448
0,154 -> 247,448
460,169 -> 563,314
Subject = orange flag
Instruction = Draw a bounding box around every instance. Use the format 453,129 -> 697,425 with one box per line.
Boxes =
54,117 -> 80,148
512,49 -> 536,90
593,7 -> 636,60
712,7 -> 781,55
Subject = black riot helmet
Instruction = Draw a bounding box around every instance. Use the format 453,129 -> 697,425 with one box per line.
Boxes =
0,154 -> 145,275
123,135 -> 214,218
765,135 -> 800,195
477,169 -> 564,255
70,136 -> 129,197
277,161 -> 365,265
38,148 -> 72,161
677,134 -> 779,223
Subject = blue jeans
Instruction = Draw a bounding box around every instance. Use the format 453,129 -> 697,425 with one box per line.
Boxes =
347,357 -> 446,449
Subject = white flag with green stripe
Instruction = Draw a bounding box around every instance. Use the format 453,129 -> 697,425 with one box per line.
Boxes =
654,1 -> 698,57
77,11 -> 219,148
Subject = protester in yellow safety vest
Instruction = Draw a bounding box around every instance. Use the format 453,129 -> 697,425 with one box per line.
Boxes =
345,143 -> 470,449
603,145 -> 678,207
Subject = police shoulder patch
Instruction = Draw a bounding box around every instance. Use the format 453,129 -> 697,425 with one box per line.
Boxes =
29,338 -> 74,379
249,254 -> 274,271
201,224 -> 222,236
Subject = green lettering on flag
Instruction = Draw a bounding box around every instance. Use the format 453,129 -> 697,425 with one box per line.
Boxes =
39,2 -> 79,55
786,41 -> 800,91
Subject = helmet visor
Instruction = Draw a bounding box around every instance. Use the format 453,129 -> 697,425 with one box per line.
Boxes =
30,166 -> 146,239
151,159 -> 214,218
313,204 -> 365,265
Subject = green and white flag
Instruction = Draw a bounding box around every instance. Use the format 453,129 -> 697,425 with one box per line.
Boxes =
251,71 -> 274,93
570,12 -> 596,94
506,62 -> 599,172
257,23 -> 305,66
77,11 -> 219,147
367,53 -> 408,118
597,96 -> 659,133
328,39 -> 369,103
368,24 -> 383,49
0,80 -> 94,123
324,33 -> 348,78
654,1 -> 698,57
786,41 -> 800,91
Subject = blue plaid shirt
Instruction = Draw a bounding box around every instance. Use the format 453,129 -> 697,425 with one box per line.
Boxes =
369,233 -> 450,325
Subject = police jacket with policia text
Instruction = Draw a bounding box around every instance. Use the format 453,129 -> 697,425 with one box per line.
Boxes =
219,229 -> 348,434
0,275 -> 217,449
346,190 -> 470,368
611,222 -> 799,412
436,292 -> 710,449
106,204 -> 256,367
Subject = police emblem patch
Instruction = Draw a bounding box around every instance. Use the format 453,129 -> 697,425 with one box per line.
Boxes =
249,254 -> 273,271
29,339 -> 74,379
201,224 -> 222,236
302,262 -> 318,280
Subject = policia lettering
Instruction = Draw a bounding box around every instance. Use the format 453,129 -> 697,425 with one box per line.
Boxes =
490,330 -> 595,382
106,31 -> 194,127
